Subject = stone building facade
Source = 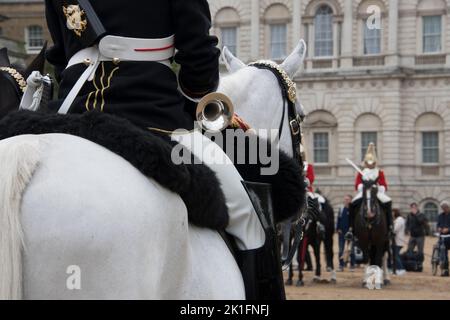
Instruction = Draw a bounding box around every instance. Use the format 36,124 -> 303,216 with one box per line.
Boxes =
0,0 -> 48,63
0,0 -> 448,223
208,0 -> 450,224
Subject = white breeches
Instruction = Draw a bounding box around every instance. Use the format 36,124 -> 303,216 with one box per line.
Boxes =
171,130 -> 266,251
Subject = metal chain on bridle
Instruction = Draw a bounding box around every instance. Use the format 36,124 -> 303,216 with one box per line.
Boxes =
0,66 -> 27,100
248,60 -> 316,269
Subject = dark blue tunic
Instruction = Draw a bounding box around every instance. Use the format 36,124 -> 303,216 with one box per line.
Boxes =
45,0 -> 220,131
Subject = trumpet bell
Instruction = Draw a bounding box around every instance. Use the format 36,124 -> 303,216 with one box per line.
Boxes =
196,92 -> 234,132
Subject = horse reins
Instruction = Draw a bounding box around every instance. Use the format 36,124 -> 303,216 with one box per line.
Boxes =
248,60 -> 306,269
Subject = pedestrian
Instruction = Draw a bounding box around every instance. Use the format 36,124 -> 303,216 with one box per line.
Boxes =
393,209 -> 406,276
437,201 -> 450,277
337,195 -> 355,272
406,203 -> 427,262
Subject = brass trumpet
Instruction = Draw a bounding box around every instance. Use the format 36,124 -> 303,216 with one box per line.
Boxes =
196,92 -> 234,131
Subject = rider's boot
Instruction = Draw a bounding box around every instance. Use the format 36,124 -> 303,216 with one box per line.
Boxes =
236,181 -> 286,300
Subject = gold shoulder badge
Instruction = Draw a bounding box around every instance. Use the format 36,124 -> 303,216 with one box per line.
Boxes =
63,5 -> 87,37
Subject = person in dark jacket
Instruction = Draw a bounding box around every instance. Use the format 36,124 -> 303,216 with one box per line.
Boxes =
406,203 -> 427,261
337,195 -> 355,271
45,0 -> 220,131
438,201 -> 450,277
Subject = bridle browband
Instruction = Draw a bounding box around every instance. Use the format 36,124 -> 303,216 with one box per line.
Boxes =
248,60 -> 303,167
0,66 -> 27,100
248,60 -> 307,269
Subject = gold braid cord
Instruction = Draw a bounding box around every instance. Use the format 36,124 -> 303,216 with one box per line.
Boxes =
0,67 -> 27,93
248,60 -> 297,104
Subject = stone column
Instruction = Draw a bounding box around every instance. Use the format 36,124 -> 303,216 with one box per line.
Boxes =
341,0 -> 353,68
332,21 -> 339,69
292,0 -> 302,46
251,0 -> 260,60
387,0 -> 399,66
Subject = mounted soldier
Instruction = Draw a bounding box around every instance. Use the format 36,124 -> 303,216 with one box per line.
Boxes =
346,143 -> 393,240
13,0 -> 305,299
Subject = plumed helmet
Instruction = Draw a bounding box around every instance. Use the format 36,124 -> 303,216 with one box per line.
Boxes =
364,143 -> 378,167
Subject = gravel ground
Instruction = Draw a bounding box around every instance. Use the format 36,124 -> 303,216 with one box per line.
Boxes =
285,236 -> 450,300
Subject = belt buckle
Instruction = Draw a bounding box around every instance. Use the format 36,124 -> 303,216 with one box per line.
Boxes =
290,119 -> 300,136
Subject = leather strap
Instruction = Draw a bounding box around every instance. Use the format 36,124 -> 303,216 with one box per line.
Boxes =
58,35 -> 174,115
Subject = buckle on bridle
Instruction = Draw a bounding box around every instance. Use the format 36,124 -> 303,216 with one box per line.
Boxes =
290,119 -> 300,135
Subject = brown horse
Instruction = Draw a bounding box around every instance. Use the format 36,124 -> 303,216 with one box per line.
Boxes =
354,179 -> 391,286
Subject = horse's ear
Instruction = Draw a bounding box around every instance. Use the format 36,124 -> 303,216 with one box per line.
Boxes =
0,47 -> 11,67
221,46 -> 245,73
23,41 -> 47,79
281,39 -> 307,78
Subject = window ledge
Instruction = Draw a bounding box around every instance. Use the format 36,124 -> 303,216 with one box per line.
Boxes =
353,55 -> 385,67
415,54 -> 446,65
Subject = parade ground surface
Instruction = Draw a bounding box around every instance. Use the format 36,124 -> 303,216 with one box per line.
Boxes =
284,236 -> 450,300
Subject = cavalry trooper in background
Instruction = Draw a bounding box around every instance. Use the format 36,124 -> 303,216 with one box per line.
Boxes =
301,144 -> 326,210
41,0 -> 273,299
346,143 -> 393,240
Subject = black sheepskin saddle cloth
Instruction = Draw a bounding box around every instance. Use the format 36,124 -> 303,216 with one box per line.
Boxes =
0,110 -> 305,230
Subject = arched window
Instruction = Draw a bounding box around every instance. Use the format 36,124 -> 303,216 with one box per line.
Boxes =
215,8 -> 240,56
363,21 -> 381,55
314,5 -> 333,57
357,0 -> 385,56
423,201 -> 439,223
26,25 -> 44,53
264,4 -> 290,60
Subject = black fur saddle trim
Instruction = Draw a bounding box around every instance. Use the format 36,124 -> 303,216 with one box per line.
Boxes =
222,131 -> 306,224
0,110 -> 229,230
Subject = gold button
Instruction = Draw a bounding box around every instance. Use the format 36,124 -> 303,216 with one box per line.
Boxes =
83,58 -> 91,66
112,58 -> 120,65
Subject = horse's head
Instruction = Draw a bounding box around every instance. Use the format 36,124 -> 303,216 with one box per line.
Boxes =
219,40 -> 307,158
360,178 -> 381,221
0,44 -> 47,119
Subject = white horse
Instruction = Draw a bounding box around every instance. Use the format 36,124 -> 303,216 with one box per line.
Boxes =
219,40 -> 307,159
0,43 -> 307,300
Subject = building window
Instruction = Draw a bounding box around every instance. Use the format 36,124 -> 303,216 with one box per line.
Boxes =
423,202 -> 439,223
361,132 -> 378,160
363,19 -> 381,55
314,5 -> 333,57
422,132 -> 439,163
270,24 -> 287,60
313,132 -> 329,163
26,25 -> 44,53
221,27 -> 237,56
423,16 -> 442,53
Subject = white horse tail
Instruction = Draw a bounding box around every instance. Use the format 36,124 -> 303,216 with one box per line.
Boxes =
0,137 -> 41,299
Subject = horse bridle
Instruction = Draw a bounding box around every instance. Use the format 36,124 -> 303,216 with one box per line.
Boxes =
248,60 -> 304,166
0,67 -> 27,100
248,60 -> 308,269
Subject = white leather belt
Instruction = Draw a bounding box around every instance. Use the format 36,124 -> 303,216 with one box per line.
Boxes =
58,35 -> 175,114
